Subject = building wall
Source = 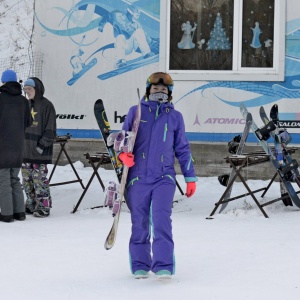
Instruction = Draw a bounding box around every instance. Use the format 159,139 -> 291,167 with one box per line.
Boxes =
34,0 -> 300,145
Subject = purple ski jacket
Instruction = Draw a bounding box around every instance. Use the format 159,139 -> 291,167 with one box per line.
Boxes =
122,96 -> 197,184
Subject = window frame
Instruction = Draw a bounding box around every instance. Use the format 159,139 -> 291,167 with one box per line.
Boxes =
160,0 -> 286,81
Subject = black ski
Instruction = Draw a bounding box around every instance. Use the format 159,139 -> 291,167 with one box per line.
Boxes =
94,99 -> 123,183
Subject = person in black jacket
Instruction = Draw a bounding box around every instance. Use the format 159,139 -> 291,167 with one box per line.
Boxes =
21,77 -> 56,218
0,70 -> 32,223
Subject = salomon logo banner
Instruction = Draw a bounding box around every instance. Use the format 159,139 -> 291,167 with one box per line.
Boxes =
278,121 -> 300,128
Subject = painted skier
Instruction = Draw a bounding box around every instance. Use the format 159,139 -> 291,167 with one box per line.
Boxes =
118,72 -> 197,279
177,21 -> 197,49
98,4 -> 155,68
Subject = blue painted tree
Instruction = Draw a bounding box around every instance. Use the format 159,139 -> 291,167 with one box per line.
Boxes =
206,12 -> 231,50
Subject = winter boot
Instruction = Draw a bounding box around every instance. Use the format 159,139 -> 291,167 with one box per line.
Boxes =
155,270 -> 172,279
33,209 -> 50,218
0,214 -> 14,223
14,212 -> 26,221
133,270 -> 149,279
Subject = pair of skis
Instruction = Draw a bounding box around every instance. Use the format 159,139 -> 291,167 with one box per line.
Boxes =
94,92 -> 141,250
219,104 -> 300,212
240,104 -> 300,208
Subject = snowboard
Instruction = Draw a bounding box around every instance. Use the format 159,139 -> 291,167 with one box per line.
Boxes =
103,94 -> 141,250
218,113 -> 253,213
94,99 -> 123,182
259,105 -> 294,206
240,104 -> 300,208
268,105 -> 299,185
67,57 -> 97,86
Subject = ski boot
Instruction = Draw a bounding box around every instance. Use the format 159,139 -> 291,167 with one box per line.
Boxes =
119,131 -> 135,153
227,134 -> 241,154
108,130 -> 135,153
105,181 -> 118,208
112,190 -> 121,217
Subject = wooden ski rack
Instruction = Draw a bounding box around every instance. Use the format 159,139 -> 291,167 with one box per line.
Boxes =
72,152 -> 111,213
49,134 -> 84,189
209,148 -> 299,218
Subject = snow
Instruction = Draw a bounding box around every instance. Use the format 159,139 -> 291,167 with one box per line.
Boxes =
1,161 -> 300,300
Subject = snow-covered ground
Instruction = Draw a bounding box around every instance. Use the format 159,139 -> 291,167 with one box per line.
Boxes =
1,162 -> 300,300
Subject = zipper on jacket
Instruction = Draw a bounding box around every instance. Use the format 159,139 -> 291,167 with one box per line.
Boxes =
162,174 -> 175,183
155,104 -> 161,119
163,123 -> 168,142
127,177 -> 139,188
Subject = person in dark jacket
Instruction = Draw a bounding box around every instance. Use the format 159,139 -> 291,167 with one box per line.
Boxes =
120,72 -> 197,279
0,70 -> 32,223
21,77 -> 56,218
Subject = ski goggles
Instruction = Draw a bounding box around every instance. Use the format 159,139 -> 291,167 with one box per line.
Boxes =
146,72 -> 174,91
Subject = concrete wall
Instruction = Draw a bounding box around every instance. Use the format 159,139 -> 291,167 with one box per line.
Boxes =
52,138 -> 300,180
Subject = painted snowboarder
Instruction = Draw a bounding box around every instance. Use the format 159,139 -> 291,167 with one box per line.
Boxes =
119,72 -> 198,279
70,48 -> 86,76
97,4 -> 155,68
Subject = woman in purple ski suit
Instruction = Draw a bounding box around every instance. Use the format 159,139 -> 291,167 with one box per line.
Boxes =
120,72 -> 197,279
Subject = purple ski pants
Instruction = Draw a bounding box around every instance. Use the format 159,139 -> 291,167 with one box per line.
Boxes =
127,177 -> 176,274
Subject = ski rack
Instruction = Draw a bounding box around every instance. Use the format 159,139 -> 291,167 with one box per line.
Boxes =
49,134 -> 85,189
72,152 -> 111,213
71,151 -> 184,213
209,149 -> 300,218
209,153 -> 271,218
208,124 -> 300,219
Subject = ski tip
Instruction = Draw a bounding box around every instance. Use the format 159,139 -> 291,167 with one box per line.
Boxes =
137,88 -> 141,100
104,243 -> 114,250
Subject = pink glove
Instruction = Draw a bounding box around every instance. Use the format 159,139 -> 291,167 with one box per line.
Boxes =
119,152 -> 135,167
186,182 -> 196,198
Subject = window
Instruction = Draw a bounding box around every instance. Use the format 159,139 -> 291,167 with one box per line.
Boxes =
160,0 -> 286,81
